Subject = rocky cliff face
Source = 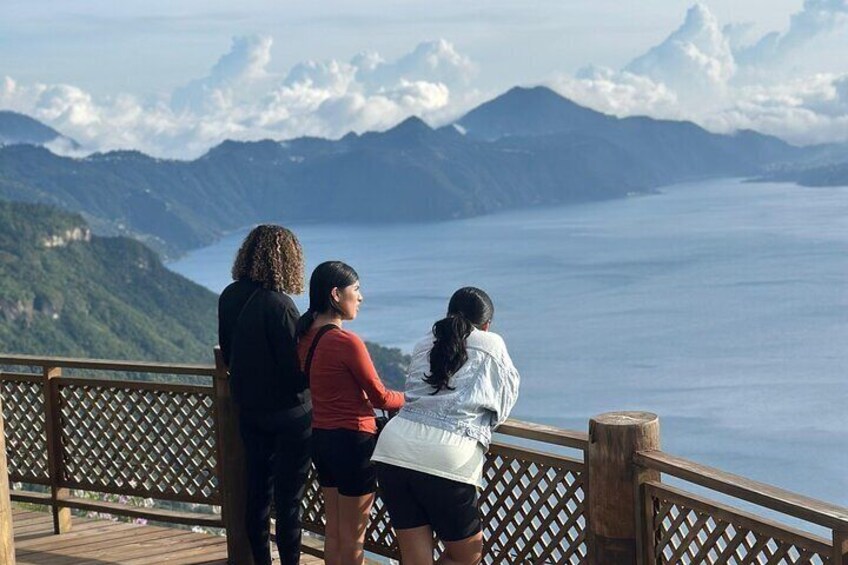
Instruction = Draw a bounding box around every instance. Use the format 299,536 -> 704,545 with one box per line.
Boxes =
0,295 -> 63,324
0,298 -> 34,323
42,227 -> 91,248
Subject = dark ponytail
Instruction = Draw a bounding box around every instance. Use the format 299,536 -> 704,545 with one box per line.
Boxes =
295,261 -> 359,338
425,287 -> 494,393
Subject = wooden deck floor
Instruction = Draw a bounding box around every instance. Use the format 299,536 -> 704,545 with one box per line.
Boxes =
11,508 -> 324,564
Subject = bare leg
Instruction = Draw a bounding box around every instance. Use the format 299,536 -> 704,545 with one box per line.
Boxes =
395,525 -> 435,565
322,488 -> 341,565
436,531 -> 483,565
336,493 -> 375,564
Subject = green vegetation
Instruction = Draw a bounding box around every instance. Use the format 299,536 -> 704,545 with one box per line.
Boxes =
0,201 -> 410,382
365,342 -> 409,390
0,201 -> 217,363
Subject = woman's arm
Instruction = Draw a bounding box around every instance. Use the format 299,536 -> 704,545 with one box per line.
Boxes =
477,343 -> 521,429
344,333 -> 405,410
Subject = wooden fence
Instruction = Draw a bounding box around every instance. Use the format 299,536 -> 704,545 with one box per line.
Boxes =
0,352 -> 846,564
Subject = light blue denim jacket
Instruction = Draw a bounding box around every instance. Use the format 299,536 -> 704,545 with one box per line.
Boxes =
396,329 -> 520,448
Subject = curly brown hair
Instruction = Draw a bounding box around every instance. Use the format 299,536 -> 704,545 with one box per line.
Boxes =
231,224 -> 305,293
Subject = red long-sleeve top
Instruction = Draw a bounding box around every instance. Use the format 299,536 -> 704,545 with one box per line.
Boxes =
298,326 -> 404,433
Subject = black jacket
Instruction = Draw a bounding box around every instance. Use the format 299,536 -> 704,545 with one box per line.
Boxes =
218,279 -> 310,412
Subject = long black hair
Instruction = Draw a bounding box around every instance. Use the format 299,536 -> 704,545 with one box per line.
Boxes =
425,287 -> 494,393
295,261 -> 359,338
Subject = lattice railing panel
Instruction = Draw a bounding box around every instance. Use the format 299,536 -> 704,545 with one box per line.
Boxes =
648,483 -> 832,564
301,464 -> 325,531
57,380 -> 220,504
480,444 -> 586,564
301,441 -> 586,563
300,463 -> 402,558
0,376 -> 49,484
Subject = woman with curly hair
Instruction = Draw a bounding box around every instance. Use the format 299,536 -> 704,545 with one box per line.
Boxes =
218,224 -> 310,565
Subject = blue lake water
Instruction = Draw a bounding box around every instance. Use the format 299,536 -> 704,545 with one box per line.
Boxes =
170,178 -> 848,519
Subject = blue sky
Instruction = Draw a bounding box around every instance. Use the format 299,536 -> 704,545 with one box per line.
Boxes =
1,0 -> 809,94
2,1 -> 847,157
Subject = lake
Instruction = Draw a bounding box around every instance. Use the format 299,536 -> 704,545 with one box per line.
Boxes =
170,178 -> 848,517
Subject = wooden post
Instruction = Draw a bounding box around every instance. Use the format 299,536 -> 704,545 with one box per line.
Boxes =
834,529 -> 848,565
635,479 -> 657,565
213,347 -> 252,564
42,367 -> 71,534
587,411 -> 660,565
0,395 -> 16,565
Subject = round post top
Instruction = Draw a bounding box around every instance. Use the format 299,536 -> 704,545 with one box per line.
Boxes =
591,411 -> 658,426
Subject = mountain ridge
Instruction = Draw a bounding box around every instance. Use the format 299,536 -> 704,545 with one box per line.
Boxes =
0,110 -> 80,150
0,86 -> 809,257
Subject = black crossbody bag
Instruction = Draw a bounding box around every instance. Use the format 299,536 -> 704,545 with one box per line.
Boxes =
304,324 -> 392,435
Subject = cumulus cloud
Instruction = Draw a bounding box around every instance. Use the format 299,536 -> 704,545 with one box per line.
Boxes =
736,0 -> 848,66
1,37 -> 475,158
548,66 -> 680,119
171,35 -> 274,114
703,73 -> 848,144
356,39 -> 476,89
541,2 -> 848,145
625,3 -> 735,105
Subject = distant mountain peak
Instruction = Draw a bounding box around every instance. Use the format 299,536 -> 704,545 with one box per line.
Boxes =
0,110 -> 79,150
388,115 -> 432,134
500,85 -> 567,101
356,115 -> 438,147
455,84 -> 611,140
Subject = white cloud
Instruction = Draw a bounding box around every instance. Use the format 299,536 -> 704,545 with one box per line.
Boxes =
625,3 -> 735,105
704,73 -> 848,144
542,3 -> 848,145
0,37 -> 474,158
283,59 -> 357,94
736,0 -> 848,66
356,39 -> 476,89
548,66 -> 680,119
171,35 -> 274,114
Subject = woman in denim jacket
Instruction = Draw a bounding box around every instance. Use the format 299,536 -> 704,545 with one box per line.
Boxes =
373,287 -> 520,565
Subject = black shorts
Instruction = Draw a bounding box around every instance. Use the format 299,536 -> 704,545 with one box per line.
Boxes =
312,428 -> 377,497
376,463 -> 482,542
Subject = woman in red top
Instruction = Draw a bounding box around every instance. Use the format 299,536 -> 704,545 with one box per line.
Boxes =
296,261 -> 404,565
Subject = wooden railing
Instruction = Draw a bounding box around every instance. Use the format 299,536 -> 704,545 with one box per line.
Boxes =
1,352 -> 846,564
0,354 -> 224,532
300,420 -> 590,563
634,451 -> 848,564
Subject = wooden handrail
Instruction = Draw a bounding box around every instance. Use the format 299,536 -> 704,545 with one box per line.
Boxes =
496,419 -> 589,451
634,450 -> 848,530
55,376 -> 212,395
60,496 -> 223,528
0,354 -> 588,454
0,353 -> 216,377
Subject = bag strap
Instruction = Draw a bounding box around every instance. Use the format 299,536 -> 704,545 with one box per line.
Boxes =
223,286 -> 261,374
304,324 -> 338,379
234,287 -> 261,335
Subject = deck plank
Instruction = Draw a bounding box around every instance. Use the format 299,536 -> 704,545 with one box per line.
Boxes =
11,507 -> 324,564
